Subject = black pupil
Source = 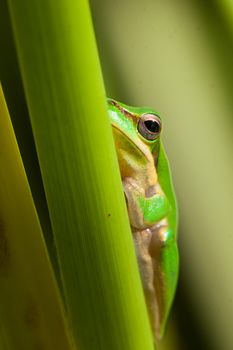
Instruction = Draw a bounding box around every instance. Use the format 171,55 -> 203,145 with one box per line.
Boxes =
144,120 -> 160,133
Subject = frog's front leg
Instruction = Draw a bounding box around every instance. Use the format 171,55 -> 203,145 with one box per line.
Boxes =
123,177 -> 170,229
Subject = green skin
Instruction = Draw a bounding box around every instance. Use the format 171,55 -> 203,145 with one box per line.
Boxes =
108,99 -> 179,341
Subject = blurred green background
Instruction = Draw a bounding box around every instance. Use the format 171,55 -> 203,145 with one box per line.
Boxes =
89,1 -> 233,349
1,0 -> 233,349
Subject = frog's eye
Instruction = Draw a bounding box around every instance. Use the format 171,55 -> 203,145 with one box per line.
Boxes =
138,114 -> 161,141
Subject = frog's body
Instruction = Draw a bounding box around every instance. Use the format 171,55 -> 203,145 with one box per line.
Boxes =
108,99 -> 179,341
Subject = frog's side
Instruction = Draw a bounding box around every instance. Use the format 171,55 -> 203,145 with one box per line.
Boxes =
108,99 -> 179,341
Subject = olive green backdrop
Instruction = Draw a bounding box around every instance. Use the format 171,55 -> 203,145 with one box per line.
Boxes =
90,1 -> 233,350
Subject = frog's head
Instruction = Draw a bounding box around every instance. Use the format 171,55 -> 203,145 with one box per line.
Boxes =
107,98 -> 162,178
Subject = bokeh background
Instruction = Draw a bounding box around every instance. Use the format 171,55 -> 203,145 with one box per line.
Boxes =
1,0 -> 233,349
89,1 -> 233,349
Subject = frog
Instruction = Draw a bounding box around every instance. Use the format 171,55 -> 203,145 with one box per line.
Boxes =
107,99 -> 179,341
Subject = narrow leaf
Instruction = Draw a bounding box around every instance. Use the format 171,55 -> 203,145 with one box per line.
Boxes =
8,0 -> 155,349
0,85 -> 74,350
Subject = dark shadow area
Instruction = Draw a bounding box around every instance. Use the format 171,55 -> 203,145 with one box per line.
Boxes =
173,279 -> 212,350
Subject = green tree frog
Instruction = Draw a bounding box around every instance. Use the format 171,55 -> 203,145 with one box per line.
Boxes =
108,99 -> 179,341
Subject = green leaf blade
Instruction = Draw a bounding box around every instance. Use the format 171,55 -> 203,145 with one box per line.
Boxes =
8,1 -> 155,349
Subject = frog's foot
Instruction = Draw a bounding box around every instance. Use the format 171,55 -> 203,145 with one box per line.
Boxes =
123,178 -> 145,228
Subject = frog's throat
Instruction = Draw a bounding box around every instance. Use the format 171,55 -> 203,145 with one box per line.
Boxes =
112,123 -> 153,163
